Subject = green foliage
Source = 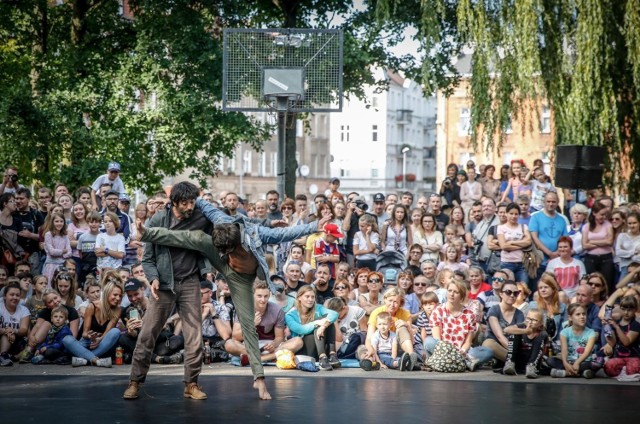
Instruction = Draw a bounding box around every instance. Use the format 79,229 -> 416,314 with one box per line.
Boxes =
0,0 -> 270,194
379,0 -> 640,199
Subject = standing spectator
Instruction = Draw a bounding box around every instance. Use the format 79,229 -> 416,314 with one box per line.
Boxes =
497,203 -> 532,284
102,190 -> 131,242
266,190 -> 282,220
14,188 -> 44,273
37,187 -> 53,217
428,194 -> 449,232
75,187 -> 92,207
342,197 -> 368,267
501,159 -> 525,203
516,195 -> 532,225
224,192 -> 242,217
567,203 -> 589,258
371,193 -> 390,229
42,213 -> 71,285
481,165 -> 501,201
255,200 -> 268,220
499,165 -> 511,201
95,212 -> 126,275
313,224 -> 342,279
353,215 -> 380,270
470,198 -> 499,273
91,162 -> 125,211
400,192 -> 414,208
67,202 -> 90,278
328,178 -> 341,197
439,163 -> 460,208
582,201 -> 615,292
529,192 -> 568,278
615,212 -> 640,280
77,212 -> 101,283
381,205 -> 412,257
460,169 -> 483,219
0,166 -> 24,196
385,193 -> 398,207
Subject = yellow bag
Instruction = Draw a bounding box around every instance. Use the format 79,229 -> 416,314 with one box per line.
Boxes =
275,349 -> 297,369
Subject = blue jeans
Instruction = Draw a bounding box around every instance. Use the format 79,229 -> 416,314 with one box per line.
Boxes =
500,261 -> 528,284
424,337 -> 494,365
62,328 -> 120,362
377,352 -> 398,369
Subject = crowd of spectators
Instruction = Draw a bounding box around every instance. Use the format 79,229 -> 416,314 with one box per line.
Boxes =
0,158 -> 639,381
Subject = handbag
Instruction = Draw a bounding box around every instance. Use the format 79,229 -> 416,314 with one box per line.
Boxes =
487,250 -> 502,275
425,340 -> 467,373
521,225 -> 543,278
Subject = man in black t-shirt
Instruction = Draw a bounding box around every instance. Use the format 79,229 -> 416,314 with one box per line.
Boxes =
14,188 -> 44,273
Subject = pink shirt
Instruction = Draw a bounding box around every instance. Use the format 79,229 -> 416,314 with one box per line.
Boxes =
582,221 -> 613,255
497,223 -> 527,262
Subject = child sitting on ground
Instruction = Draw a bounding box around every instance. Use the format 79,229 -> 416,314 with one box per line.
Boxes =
415,292 -> 439,360
360,312 -> 411,371
31,305 -> 72,364
502,308 -> 547,378
548,303 -> 598,378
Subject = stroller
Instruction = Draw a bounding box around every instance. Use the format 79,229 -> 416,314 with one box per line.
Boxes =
376,251 -> 408,286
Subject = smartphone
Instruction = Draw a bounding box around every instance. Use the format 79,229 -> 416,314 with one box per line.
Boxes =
129,309 -> 139,320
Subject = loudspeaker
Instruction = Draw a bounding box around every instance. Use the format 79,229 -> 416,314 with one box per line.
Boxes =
554,145 -> 604,189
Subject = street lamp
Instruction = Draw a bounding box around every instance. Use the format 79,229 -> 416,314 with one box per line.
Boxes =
401,145 -> 411,189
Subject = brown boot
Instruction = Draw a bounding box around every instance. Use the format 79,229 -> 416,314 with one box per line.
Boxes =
184,382 -> 207,400
123,381 -> 140,400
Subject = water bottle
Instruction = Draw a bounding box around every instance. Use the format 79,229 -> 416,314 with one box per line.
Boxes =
115,346 -> 124,365
203,341 -> 211,364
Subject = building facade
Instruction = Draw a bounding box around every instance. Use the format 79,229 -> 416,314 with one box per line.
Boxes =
329,69 -> 437,203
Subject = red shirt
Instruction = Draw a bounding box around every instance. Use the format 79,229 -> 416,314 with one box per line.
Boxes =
468,282 -> 492,300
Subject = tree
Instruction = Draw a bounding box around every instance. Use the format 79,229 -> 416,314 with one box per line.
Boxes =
378,0 -> 640,199
224,0 -> 418,198
0,0 -> 269,193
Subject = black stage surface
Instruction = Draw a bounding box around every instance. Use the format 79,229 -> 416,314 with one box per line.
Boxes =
2,375 -> 638,423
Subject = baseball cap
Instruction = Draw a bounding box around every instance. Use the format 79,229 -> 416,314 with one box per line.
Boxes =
200,280 -> 214,290
108,162 -> 121,172
373,193 -> 385,203
323,223 -> 344,239
124,278 -> 142,292
329,177 -> 340,184
119,193 -> 130,203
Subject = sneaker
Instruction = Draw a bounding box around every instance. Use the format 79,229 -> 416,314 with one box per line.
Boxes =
72,357 -> 88,367
184,382 -> 207,400
503,360 -> 517,376
240,353 -> 249,367
95,357 -> 112,368
16,348 -> 33,364
123,381 -> 140,400
399,352 -> 411,371
550,368 -> 566,378
408,353 -> 418,371
371,361 -> 381,370
525,364 -> 538,379
31,355 -> 46,365
360,359 -> 374,371
0,353 -> 13,367
329,353 -> 341,369
466,358 -> 480,372
582,369 -> 595,379
318,355 -> 333,371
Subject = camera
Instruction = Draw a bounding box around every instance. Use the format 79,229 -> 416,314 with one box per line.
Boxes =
471,239 -> 483,257
443,180 -> 451,188
9,174 -> 18,183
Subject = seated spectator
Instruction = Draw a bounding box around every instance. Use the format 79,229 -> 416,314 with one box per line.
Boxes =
52,271 -> 82,310
502,308 -> 547,378
358,287 -> 418,370
283,261 -> 307,297
62,281 -> 123,367
312,264 -> 335,305
362,312 -> 411,370
468,266 -> 491,300
0,283 -> 30,366
285,285 -> 339,371
396,271 -> 419,319
415,292 -> 439,360
528,273 -> 567,353
350,268 -> 370,301
326,297 -> 367,359
599,288 -> 640,377
478,270 -> 508,322
546,236 -> 586,299
425,280 -> 493,371
25,275 -> 48,327
358,271 -> 384,315
482,280 -> 525,367
225,281 -> 302,364
31,305 -> 73,364
16,288 -> 81,363
437,244 -> 469,273
77,277 -> 101,321
331,278 -> 355,306
615,212 -> 640,281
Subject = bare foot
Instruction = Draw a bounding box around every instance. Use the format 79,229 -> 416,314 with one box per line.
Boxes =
253,378 -> 272,400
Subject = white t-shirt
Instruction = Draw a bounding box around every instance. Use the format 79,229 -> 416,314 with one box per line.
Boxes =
371,330 -> 397,354
530,180 -> 556,211
546,257 -> 586,298
353,231 -> 380,260
0,299 -> 30,331
95,232 -> 126,270
91,174 -> 125,194
337,305 -> 366,343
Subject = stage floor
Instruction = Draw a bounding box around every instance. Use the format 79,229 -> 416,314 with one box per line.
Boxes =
2,373 -> 638,424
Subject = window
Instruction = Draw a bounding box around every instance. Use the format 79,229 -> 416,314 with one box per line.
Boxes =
458,108 -> 471,136
269,152 -> 277,176
226,156 -> 236,173
371,168 -> 379,178
372,96 -> 378,108
296,120 -> 304,138
541,105 -> 551,133
243,150 -> 252,174
259,152 -> 266,176
340,125 -> 350,142
319,154 -> 326,176
372,125 -> 378,142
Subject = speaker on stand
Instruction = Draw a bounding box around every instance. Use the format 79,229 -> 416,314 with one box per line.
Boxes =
554,145 -> 605,189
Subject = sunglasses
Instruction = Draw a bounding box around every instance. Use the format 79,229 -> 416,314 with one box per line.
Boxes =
502,290 -> 521,297
335,285 -> 347,290
58,275 -> 72,281
588,282 -> 603,288
491,277 -> 505,283
414,282 -> 428,287
368,279 -> 380,283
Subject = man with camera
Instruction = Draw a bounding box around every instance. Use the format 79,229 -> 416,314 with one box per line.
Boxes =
0,166 -> 24,195
342,196 -> 369,267
439,163 -> 461,208
471,198 -> 499,273
14,188 -> 44,273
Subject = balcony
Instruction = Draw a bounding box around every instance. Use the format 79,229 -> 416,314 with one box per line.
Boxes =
396,109 -> 413,124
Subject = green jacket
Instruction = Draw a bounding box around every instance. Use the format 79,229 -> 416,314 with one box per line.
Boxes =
141,208 -> 212,291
